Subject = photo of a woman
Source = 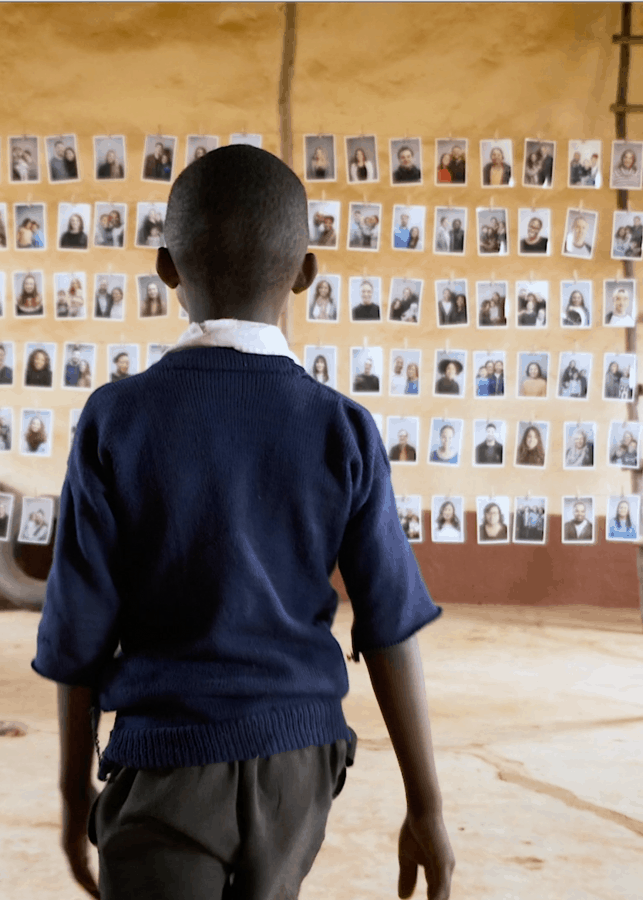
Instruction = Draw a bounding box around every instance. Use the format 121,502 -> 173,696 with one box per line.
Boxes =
15,274 -> 44,316
478,501 -> 509,542
516,424 -> 546,467
433,500 -> 462,542
405,363 -> 419,395
309,146 -> 330,179
437,153 -> 452,183
310,354 -> 329,384
562,287 -> 591,327
24,348 -> 53,388
60,213 -> 88,249
564,428 -> 594,468
140,281 -> 167,317
429,423 -> 459,465
611,144 -> 643,190
519,360 -> 548,398
435,357 -> 464,396
308,279 -> 338,321
349,147 -> 375,182
23,416 -> 48,453
607,499 -> 638,540
482,145 -> 512,186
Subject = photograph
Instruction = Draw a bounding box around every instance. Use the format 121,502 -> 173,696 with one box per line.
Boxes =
435,280 -> 468,327
608,421 -> 640,469
345,135 -> 378,183
518,208 -> 551,256
0,492 -> 15,541
604,353 -> 636,400
562,208 -> 598,259
350,276 -> 381,321
57,203 -> 91,250
568,140 -> 602,188
388,278 -> 422,323
514,498 -> 547,544
563,422 -> 596,469
395,495 -> 423,542
94,273 -> 126,320
348,202 -> 382,251
473,419 -> 505,466
69,408 -> 82,449
0,343 -> 15,387
146,344 -> 173,370
386,416 -> 419,463
606,495 -> 640,541
94,203 -> 127,248
137,276 -> 168,318
0,203 -> 7,250
473,352 -> 506,397
480,139 -> 514,187
304,346 -> 337,390
307,200 -> 340,249
610,211 -> 643,260
142,134 -> 176,182
307,274 -> 340,322
476,281 -> 508,327
94,135 -> 126,179
516,280 -> 548,327
476,496 -> 511,544
185,135 -> 219,167
435,139 -> 467,185
108,345 -> 139,383
0,408 -> 12,451
9,136 -> 39,182
23,342 -> 56,389
14,271 -> 44,317
610,140 -> 643,190
17,496 -> 54,545
431,496 -> 465,543
350,346 -> 383,396
14,203 -> 46,250
228,133 -> 262,148
392,205 -> 424,251
434,350 -> 466,397
389,349 -> 421,396
515,421 -> 548,468
604,279 -> 637,327
135,202 -> 167,249
54,272 -> 87,319
561,281 -> 592,328
20,408 -> 53,457
46,134 -> 79,183
428,418 -> 463,465
304,135 -> 336,182
434,207 -> 466,255
477,208 -> 508,255
390,138 -> 422,185
517,352 -> 549,399
62,343 -> 95,390
522,139 -> 555,187
562,496 -> 594,544
558,352 -> 591,399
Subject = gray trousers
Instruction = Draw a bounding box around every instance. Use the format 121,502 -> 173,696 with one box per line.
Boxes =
89,733 -> 356,900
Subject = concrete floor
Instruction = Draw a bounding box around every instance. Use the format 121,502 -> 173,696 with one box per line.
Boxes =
1,602 -> 642,900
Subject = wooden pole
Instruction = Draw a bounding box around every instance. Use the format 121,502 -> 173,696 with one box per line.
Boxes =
278,2 -> 297,344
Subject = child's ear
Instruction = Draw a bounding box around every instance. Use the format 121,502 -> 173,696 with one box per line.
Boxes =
156,247 -> 180,289
291,252 -> 317,295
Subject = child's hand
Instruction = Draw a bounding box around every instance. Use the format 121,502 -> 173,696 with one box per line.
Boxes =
60,788 -> 100,898
397,810 -> 455,899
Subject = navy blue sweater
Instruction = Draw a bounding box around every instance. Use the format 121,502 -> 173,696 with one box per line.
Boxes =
32,347 -> 441,780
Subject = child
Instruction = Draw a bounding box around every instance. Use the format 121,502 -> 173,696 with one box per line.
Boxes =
32,146 -> 454,900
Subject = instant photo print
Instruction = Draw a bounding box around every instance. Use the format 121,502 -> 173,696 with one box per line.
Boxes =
61,343 -> 95,390
562,496 -> 594,544
387,415 -> 419,464
345,135 -> 378,183
142,134 -> 177,182
0,203 -> 7,251
348,202 -> 382,252
514,420 -> 549,468
561,281 -> 592,328
390,138 -> 422,185
557,352 -> 592,400
388,278 -> 422,323
431,496 -> 465,543
18,496 -> 54,545
389,349 -> 421,396
476,281 -> 508,328
229,134 -> 263,148
46,134 -> 79,183
395,495 -> 423,542
0,492 -> 15,541
94,273 -> 126,320
568,140 -> 602,188
14,203 -> 46,251
606,495 -> 640,542
0,408 -> 13,451
94,203 -> 127,248
435,280 -> 468,327
610,140 -> 643,190
185,135 -> 219,167
516,280 -> 548,327
428,418 -> 463,466
54,272 -> 87,319
304,134 -> 336,182
94,135 -> 126,180
514,497 -> 547,544
517,352 -> 549,399
611,211 -> 643,261
307,274 -> 340,322
608,421 -> 640,469
434,207 -> 466,255
476,496 -> 511,544
603,353 -> 636,401
304,345 -> 337,390
522,139 -> 555,188
308,200 -> 340,250
434,350 -> 466,397
472,419 -> 505,466
57,203 -> 91,251
435,139 -> 467,185
350,346 -> 383,396
0,342 -> 15,387
108,344 -> 139,383
146,344 -> 173,370
137,276 -> 168,318
14,271 -> 44,317
9,136 -> 39,183
518,209 -> 551,257
604,279 -> 637,327
392,205 -> 424,251
473,351 -> 506,397
562,208 -> 598,259
20,408 -> 53,457
136,203 -> 167,249
350,276 -> 381,322
477,208 -> 508,255
23,342 -> 56,389
480,139 -> 514,187
563,422 -> 596,469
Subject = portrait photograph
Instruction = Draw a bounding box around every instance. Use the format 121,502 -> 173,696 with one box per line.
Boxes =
94,273 -> 126,321
516,280 -> 548,328
434,350 -> 466,398
0,203 -> 7,251
476,280 -> 508,328
307,273 -> 340,322
517,352 -> 549,399
568,140 -> 602,188
348,202 -> 382,252
46,134 -> 79,183
480,139 -> 514,187
476,496 -> 511,544
0,492 -> 15,541
23,342 -> 56,389
137,276 -> 168,318
135,202 -> 167,249
0,408 -> 13,452
57,203 -> 91,251
0,342 -> 15,388
610,140 -> 643,190
20,408 -> 53,457
514,498 -> 547,545
558,352 -> 592,400
185,135 -> 219,168
108,344 -> 139,383
604,279 -> 637,327
94,135 -> 126,180
515,420 -> 549,468
604,353 -> 636,401
146,344 -> 173,370
390,138 -> 422,186
392,205 -> 424,251
561,280 -> 592,328
473,351 -> 506,398
14,271 -> 44,318
17,496 -> 54,545
54,272 -> 87,320
522,139 -> 555,188
142,134 -> 176,182
428,417 -> 463,466
563,422 -> 596,469
14,203 -> 46,251
387,415 -> 419,464
472,419 -> 505,466
610,211 -> 643,260
562,496 -> 594,544
350,276 -> 381,322
435,138 -> 467,185
606,495 -> 640,542
608,421 -> 640,469
431,496 -> 465,543
307,200 -> 340,250
345,135 -> 379,183
518,208 -> 551,257
388,278 -> 422,324
562,208 -> 598,259
395,495 -> 423,542
94,203 -> 127,248
434,207 -> 466,255
9,136 -> 39,183
477,208 -> 508,255
304,345 -> 337,390
435,280 -> 468,327
304,134 -> 336,182
62,343 -> 95,391
389,349 -> 421,397
350,346 -> 383,396
228,133 -> 262,148
69,408 -> 82,449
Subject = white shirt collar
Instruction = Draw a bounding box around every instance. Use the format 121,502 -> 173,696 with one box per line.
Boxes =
168,318 -> 300,365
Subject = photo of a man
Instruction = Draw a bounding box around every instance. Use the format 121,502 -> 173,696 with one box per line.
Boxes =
475,422 -> 504,465
350,278 -> 381,321
46,135 -> 79,182
563,500 -> 593,543
519,211 -> 550,255
391,139 -> 422,184
350,348 -> 383,395
562,210 -> 598,259
142,136 -> 176,181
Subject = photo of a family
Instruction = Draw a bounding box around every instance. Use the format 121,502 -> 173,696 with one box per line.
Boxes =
561,281 -> 592,328
431,496 -> 465,543
611,211 -> 643,260
473,352 -> 505,397
514,498 -> 547,544
388,278 -> 422,323
563,422 -> 595,469
387,416 -> 419,464
46,135 -> 79,183
348,203 -> 382,251
435,139 -> 467,185
476,281 -> 508,328
93,204 -> 126,248
55,273 -> 86,319
516,281 -> 548,328
608,422 -> 640,469
14,204 -> 46,251
434,207 -> 466,255
304,135 -> 336,182
390,139 -> 422,185
603,353 -> 636,401
142,135 -> 176,182
480,140 -> 514,187
94,274 -> 126,320
307,275 -> 340,322
136,203 -> 167,249
557,352 -> 591,399
392,206 -> 424,251
18,496 -> 54,545
94,136 -> 126,179
345,136 -> 378,183
9,136 -> 39,183
477,208 -> 508,255
568,140 -> 601,188
304,346 -> 337,390
522,140 -> 555,187
435,281 -> 468,327
14,272 -> 44,317
395,495 -> 423,542
307,201 -> 339,249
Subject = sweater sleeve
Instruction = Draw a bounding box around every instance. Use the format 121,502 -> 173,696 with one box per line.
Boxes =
31,398 -> 122,688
